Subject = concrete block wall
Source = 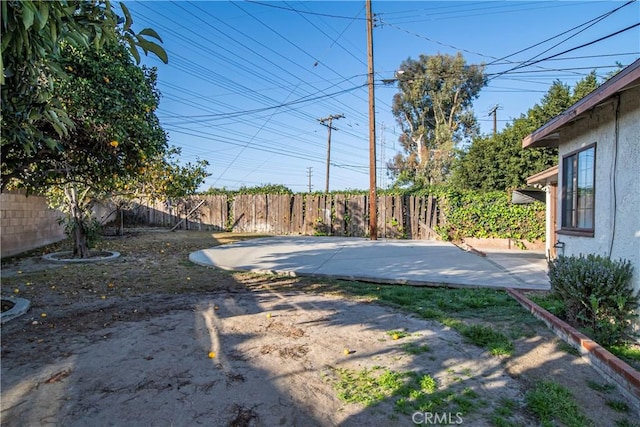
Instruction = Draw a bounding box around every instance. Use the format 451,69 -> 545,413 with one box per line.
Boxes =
1,191 -> 66,258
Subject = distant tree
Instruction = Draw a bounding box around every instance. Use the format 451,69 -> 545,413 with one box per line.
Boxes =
450,72 -> 601,191
108,147 -> 209,234
388,53 -> 486,187
115,148 -> 210,200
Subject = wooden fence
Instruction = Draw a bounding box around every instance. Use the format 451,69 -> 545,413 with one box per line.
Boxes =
125,194 -> 442,240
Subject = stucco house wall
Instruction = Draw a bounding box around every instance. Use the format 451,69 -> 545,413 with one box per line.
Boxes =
524,59 -> 640,335
555,84 -> 640,291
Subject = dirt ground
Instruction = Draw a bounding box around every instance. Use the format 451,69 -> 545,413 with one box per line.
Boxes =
1,230 -> 638,426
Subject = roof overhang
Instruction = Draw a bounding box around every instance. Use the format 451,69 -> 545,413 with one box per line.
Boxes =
522,58 -> 640,149
526,165 -> 558,186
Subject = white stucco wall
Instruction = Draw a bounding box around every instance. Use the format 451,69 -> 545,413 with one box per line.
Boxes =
555,85 -> 640,296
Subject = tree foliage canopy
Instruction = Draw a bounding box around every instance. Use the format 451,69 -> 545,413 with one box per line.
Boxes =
389,53 -> 486,187
4,39 -> 167,189
450,72 -> 600,191
1,0 -> 167,188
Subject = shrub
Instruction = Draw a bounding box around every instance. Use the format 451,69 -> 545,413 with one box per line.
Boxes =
548,254 -> 638,345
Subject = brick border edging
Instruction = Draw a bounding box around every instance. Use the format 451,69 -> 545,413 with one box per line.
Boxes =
507,288 -> 640,410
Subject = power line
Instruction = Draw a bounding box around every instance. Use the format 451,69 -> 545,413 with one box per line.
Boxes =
246,1 -> 367,21
486,0 -> 636,68
489,22 -> 640,81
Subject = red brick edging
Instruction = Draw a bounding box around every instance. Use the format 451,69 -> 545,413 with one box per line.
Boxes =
507,288 -> 640,409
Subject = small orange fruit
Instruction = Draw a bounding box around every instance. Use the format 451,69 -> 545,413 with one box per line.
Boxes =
110,140 -> 119,148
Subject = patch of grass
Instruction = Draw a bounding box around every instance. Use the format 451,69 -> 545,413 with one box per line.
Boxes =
558,341 -> 581,357
529,292 -> 566,318
525,380 -> 593,427
325,281 -> 534,356
330,367 -> 408,407
458,324 -> 514,356
329,367 -> 479,417
492,397 -> 526,427
606,399 -> 630,413
401,342 -> 431,355
493,397 -> 518,417
586,379 -> 615,393
608,344 -> 640,371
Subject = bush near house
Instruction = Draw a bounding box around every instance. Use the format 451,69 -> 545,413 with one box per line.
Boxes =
548,254 -> 639,346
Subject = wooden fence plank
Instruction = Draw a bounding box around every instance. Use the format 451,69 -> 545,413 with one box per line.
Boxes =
291,195 -> 303,234
333,194 -> 345,236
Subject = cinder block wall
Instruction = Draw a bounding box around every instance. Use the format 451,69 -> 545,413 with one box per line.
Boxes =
1,191 -> 66,258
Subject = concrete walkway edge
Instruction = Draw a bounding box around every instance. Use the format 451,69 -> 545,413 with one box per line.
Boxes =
507,288 -> 640,412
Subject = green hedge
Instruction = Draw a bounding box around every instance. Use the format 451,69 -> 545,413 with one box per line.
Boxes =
438,189 -> 546,242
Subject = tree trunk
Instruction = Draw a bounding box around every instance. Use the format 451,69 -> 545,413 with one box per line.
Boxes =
72,219 -> 91,258
67,186 -> 92,258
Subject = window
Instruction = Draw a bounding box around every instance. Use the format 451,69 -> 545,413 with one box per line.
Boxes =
561,145 -> 595,232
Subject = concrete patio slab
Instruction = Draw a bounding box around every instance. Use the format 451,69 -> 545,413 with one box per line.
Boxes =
190,236 -> 550,290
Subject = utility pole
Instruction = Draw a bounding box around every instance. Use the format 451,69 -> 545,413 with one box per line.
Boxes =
318,113 -> 344,193
488,105 -> 500,136
306,167 -> 313,193
366,0 -> 377,240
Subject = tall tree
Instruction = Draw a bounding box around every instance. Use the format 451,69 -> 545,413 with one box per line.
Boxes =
450,72 -> 601,191
389,53 -> 486,186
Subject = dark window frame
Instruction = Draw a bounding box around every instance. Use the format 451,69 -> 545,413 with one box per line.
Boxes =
558,143 -> 596,237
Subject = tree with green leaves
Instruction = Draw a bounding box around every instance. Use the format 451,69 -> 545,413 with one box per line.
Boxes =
1,0 -> 167,188
2,1 -> 170,257
44,39 -> 168,256
388,53 -> 486,187
450,72 -> 600,191
107,147 -> 209,234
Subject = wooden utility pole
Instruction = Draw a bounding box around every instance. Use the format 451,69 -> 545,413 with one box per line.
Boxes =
318,114 -> 344,193
488,105 -> 500,136
366,0 -> 377,240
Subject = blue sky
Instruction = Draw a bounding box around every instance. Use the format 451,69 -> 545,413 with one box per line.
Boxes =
121,1 -> 639,192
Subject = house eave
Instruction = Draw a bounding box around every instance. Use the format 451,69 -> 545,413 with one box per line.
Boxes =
526,165 -> 558,186
522,58 -> 640,149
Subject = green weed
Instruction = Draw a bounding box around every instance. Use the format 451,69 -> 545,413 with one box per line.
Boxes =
586,379 -> 615,393
606,399 -> 630,413
525,380 -> 593,427
401,342 -> 431,355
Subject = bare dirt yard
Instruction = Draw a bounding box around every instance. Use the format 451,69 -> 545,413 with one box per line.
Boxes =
1,230 -> 638,426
